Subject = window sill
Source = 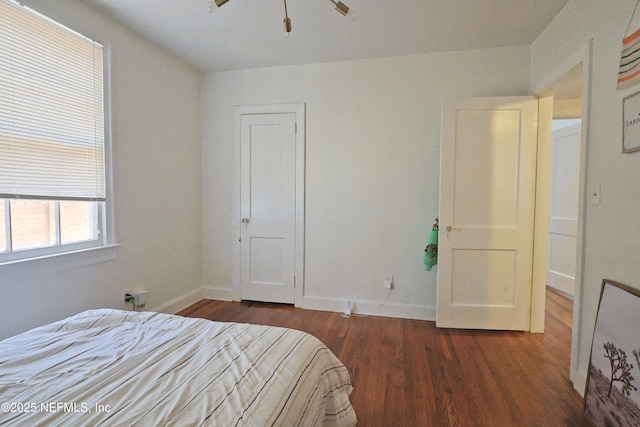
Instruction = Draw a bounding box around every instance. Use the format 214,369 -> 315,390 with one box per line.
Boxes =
0,244 -> 120,279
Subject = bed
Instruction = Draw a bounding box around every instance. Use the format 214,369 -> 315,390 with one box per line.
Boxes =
0,309 -> 356,426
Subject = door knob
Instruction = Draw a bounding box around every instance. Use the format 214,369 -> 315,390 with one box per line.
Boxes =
446,226 -> 452,232
241,218 -> 250,224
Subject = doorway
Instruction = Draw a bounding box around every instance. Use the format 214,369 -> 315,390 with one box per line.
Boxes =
547,118 -> 581,298
535,52 -> 588,392
544,63 -> 583,321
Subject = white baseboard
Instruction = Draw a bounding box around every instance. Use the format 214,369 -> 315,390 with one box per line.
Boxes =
547,270 -> 575,297
152,287 -> 203,314
203,286 -> 233,301
570,368 -> 587,397
298,295 -> 436,321
194,286 -> 435,321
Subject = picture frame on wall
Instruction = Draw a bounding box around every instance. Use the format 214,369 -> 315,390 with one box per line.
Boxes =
623,90 -> 640,153
583,279 -> 640,426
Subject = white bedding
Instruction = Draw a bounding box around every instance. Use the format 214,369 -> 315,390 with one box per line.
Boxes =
0,309 -> 356,426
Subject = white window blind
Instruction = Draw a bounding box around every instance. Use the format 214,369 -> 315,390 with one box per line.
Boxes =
0,0 -> 105,201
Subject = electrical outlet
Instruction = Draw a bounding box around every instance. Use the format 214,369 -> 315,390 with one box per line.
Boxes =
124,292 -> 134,304
133,290 -> 147,306
123,290 -> 147,308
384,275 -> 394,289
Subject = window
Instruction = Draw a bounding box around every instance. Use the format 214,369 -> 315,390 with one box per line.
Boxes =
0,0 -> 110,263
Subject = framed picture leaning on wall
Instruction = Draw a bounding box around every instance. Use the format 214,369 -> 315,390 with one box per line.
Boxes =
623,90 -> 640,153
583,279 -> 640,426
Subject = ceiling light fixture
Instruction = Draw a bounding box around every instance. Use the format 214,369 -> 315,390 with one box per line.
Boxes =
207,0 -> 357,36
208,0 -> 229,10
283,0 -> 292,38
330,0 -> 357,22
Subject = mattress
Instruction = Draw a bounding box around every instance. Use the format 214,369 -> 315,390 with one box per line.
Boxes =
0,309 -> 356,426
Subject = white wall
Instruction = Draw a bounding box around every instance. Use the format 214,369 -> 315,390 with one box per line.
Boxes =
0,0 -> 203,339
531,0 -> 640,393
202,46 -> 531,320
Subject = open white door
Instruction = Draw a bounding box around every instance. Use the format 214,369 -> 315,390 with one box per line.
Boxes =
437,96 -> 539,330
240,113 -> 296,304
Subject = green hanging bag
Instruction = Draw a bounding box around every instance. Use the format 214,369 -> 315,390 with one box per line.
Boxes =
423,218 -> 439,271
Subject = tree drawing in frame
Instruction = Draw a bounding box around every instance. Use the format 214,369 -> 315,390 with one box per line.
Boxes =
584,280 -> 640,427
603,342 -> 637,398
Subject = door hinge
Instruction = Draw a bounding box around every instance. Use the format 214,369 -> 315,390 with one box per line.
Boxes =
295,122 -> 298,134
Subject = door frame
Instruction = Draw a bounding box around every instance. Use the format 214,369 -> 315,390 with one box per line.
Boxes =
529,95 -> 553,332
232,103 -> 306,305
530,41 -> 592,392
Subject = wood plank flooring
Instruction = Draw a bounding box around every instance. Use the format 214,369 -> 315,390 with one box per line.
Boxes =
177,289 -> 589,426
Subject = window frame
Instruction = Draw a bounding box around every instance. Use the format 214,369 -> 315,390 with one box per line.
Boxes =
0,199 -> 105,263
0,2 -> 116,268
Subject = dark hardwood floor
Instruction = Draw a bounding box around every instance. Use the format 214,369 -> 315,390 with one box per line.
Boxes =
177,289 -> 589,426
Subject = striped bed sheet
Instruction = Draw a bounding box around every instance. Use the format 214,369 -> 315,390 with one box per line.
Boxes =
0,309 -> 356,426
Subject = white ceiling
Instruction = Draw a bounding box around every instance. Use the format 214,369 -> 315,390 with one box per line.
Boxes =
82,0 -> 569,72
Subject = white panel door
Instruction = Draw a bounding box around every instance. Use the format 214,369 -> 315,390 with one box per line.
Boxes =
547,123 -> 581,296
240,113 -> 296,304
437,97 -> 539,330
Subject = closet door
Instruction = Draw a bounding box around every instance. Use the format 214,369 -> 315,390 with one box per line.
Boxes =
239,113 -> 297,304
